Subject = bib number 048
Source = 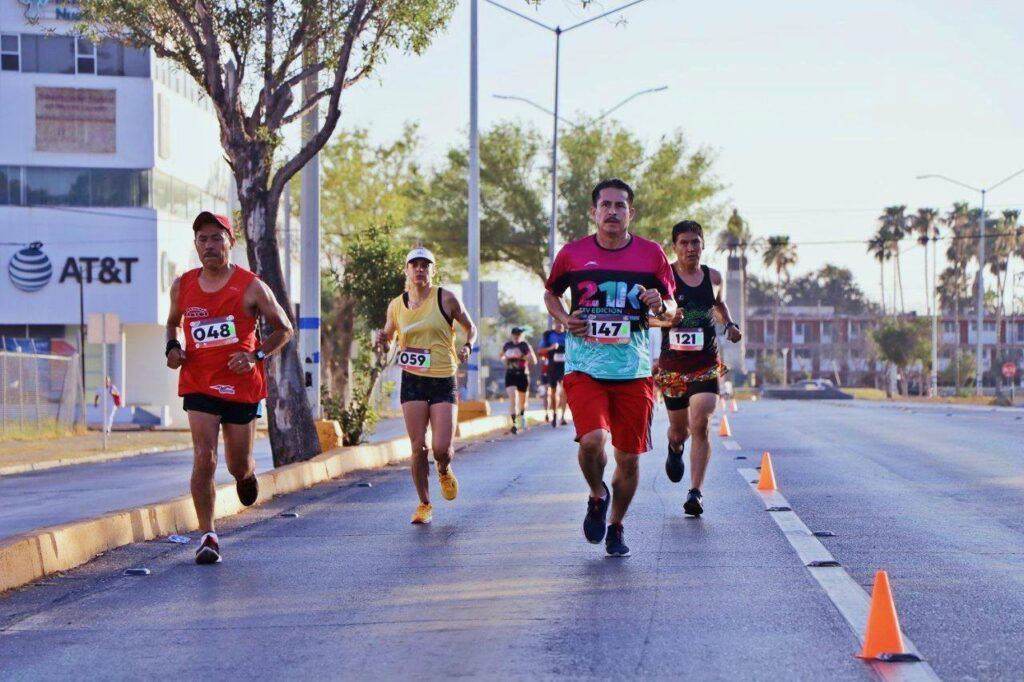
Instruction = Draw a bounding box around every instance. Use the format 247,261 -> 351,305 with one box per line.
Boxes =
191,316 -> 239,349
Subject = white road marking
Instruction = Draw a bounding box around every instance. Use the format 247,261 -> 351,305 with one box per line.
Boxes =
737,468 -> 941,682
722,440 -> 741,451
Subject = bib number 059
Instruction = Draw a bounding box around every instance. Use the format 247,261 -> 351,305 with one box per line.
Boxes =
398,347 -> 431,370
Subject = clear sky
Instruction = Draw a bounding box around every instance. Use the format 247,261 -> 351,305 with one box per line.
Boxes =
329,0 -> 1024,314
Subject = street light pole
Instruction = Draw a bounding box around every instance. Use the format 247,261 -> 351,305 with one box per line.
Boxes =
467,0 -> 482,400
931,224 -> 938,397
917,167 -> 1024,396
484,0 -> 652,277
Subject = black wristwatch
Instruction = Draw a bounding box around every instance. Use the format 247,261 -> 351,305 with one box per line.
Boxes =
254,349 -> 268,362
725,322 -> 740,332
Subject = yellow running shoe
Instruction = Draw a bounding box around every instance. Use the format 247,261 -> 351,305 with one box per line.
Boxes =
438,466 -> 459,501
410,503 -> 432,524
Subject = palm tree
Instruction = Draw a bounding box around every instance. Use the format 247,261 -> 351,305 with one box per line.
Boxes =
944,202 -> 972,386
762,235 -> 798,357
716,209 -> 761,353
912,208 -> 941,316
867,225 -> 893,315
879,206 -> 909,313
989,210 -> 1021,384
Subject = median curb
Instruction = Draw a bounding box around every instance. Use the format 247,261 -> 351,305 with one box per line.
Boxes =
0,445 -> 192,477
0,409 -> 547,595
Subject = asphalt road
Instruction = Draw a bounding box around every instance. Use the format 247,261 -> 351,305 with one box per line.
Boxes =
0,400 -> 1021,680
0,417 -> 407,540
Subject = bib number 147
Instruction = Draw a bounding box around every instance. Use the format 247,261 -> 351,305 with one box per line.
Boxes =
586,316 -> 630,345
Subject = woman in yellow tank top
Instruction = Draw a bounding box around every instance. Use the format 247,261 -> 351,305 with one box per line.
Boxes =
376,247 -> 477,525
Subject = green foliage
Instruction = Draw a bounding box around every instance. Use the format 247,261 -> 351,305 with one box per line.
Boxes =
322,337 -> 395,446
939,351 -> 976,388
341,223 -> 409,331
496,294 -> 548,339
755,353 -> 783,385
872,319 -> 930,371
411,119 -> 724,281
786,265 -> 872,314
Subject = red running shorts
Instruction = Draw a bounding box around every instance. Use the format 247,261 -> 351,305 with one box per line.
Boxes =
563,372 -> 654,455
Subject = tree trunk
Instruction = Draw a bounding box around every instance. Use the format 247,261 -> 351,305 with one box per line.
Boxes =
240,187 -> 321,467
879,262 -> 886,315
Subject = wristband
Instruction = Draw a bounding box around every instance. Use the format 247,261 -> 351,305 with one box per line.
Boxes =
165,339 -> 182,357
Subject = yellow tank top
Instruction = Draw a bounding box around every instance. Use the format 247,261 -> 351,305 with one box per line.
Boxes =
387,286 -> 458,378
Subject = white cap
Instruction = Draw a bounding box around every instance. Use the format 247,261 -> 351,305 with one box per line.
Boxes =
406,247 -> 435,264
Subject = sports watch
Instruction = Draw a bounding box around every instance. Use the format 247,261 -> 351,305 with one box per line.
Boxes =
254,349 -> 268,362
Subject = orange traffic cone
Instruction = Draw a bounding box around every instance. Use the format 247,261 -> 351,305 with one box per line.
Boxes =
757,451 -> 777,491
859,570 -> 906,659
730,399 -> 739,413
718,414 -> 732,437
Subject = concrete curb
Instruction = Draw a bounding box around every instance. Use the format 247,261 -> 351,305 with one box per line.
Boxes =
0,445 -> 192,477
0,410 -> 549,595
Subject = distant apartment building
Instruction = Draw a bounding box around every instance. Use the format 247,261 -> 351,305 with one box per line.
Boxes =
744,306 -> 1024,387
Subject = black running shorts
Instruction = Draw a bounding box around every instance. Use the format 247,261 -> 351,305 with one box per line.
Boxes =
183,393 -> 262,425
505,369 -> 529,392
400,371 -> 457,405
663,378 -> 720,412
545,364 -> 565,386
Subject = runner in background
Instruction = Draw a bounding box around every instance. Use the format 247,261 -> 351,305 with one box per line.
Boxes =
501,327 -> 536,434
93,376 -> 120,434
539,320 -> 569,427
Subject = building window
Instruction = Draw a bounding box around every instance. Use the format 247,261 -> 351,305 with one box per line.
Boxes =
23,167 -> 150,208
76,38 -> 96,74
943,321 -> 956,333
983,321 -> 996,332
20,34 -> 75,74
0,166 -> 23,205
1,33 -> 19,71
794,322 -> 807,336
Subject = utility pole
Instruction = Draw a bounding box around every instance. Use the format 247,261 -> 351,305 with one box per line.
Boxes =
300,42 -> 321,418
466,0 -> 482,399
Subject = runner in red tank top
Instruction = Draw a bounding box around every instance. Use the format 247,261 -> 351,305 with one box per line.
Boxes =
165,212 -> 294,565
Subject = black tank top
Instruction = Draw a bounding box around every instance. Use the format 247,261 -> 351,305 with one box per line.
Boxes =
659,264 -> 719,373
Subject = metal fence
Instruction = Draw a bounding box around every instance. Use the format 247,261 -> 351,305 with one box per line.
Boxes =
0,339 -> 84,439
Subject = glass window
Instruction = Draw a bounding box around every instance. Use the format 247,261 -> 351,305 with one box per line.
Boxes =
96,39 -> 123,76
123,46 -> 150,77
1,33 -> 19,71
21,35 -> 75,74
943,322 -> 956,333
983,321 -> 995,332
92,169 -> 133,206
170,177 -> 187,218
187,185 -> 201,218
154,172 -> 171,213
76,38 -> 96,75
25,167 -> 91,206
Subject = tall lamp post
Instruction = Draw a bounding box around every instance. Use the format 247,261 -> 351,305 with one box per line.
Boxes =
484,0 -> 653,273
917,168 -> 1024,396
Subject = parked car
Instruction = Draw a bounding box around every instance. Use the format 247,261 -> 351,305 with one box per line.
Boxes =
793,379 -> 836,390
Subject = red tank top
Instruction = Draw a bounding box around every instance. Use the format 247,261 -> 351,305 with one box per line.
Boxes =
177,265 -> 267,403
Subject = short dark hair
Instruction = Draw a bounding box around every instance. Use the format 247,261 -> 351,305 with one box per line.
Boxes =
672,220 -> 704,243
591,178 -> 634,207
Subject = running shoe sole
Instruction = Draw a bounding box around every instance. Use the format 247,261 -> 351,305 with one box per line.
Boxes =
236,475 -> 259,506
195,546 -> 222,564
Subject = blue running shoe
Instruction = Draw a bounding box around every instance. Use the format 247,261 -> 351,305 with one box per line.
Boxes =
605,523 -> 630,557
583,482 -> 610,543
665,444 -> 684,483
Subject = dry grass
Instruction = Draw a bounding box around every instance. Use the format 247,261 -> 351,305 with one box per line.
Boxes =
0,430 -> 194,469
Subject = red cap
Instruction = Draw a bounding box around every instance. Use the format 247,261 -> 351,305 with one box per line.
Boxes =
192,211 -> 233,235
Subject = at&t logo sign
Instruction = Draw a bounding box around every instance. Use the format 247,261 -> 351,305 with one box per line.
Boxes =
8,243 -> 53,293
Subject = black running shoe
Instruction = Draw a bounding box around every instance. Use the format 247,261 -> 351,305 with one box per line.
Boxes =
195,533 -> 222,564
605,523 -> 630,557
683,488 -> 704,517
236,475 -> 259,506
665,444 -> 685,483
583,482 -> 611,543
560,417 -> 568,426
510,424 -> 518,435
551,415 -> 557,429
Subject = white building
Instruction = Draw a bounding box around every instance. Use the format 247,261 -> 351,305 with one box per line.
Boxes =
0,0 -> 236,426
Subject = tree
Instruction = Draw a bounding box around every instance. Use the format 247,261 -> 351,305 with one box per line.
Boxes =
79,0 -> 457,465
413,122 -> 550,279
558,122 -> 722,247
786,264 -> 871,314
325,222 -> 407,445
761,236 -> 798,355
943,202 -> 973,386
716,208 -> 760,331
319,125 -> 423,400
872,318 -> 929,396
878,206 -> 909,313
911,208 -> 940,316
866,226 -> 892,315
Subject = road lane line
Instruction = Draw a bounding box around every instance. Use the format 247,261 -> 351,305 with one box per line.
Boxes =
722,441 -> 741,451
737,468 -> 941,682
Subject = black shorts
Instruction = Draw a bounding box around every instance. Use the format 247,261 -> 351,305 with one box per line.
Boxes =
400,371 -> 457,405
664,378 -> 720,411
183,393 -> 262,425
505,369 -> 529,392
545,364 -> 565,385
